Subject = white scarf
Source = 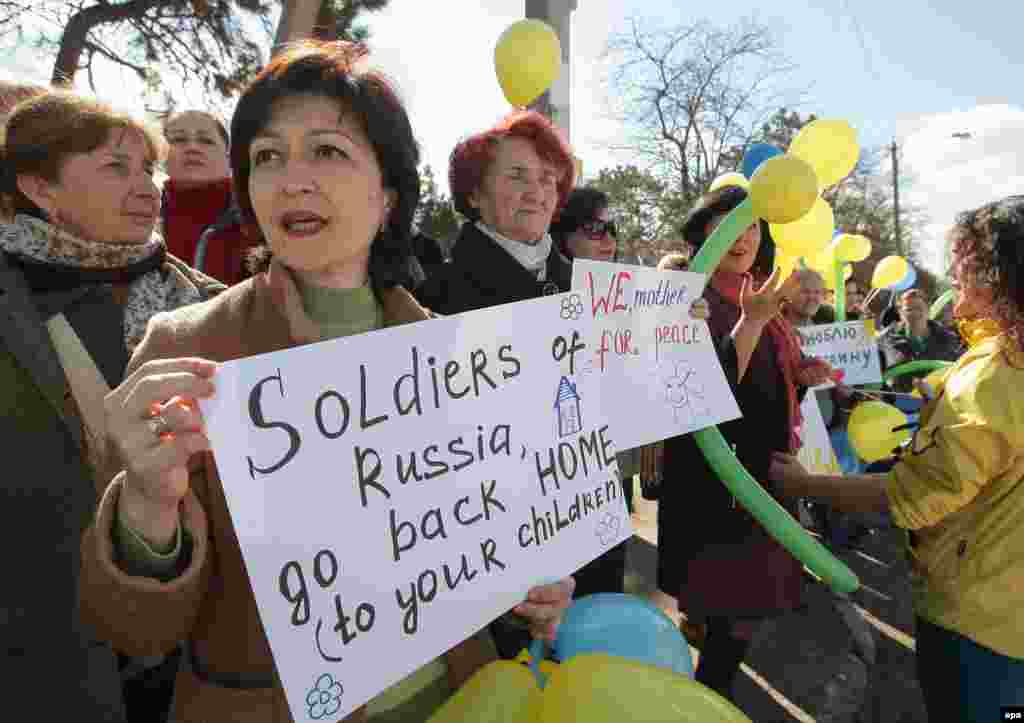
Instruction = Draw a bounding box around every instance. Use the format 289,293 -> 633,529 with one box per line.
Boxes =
475,221 -> 553,281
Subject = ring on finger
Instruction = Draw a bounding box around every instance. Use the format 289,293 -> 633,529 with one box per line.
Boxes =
147,413 -> 172,440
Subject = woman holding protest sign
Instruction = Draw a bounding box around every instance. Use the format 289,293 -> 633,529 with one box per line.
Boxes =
770,195 -> 1024,721
82,41 -> 574,723
656,185 -> 833,701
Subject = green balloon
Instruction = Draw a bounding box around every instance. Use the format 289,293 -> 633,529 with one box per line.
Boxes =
688,198 -> 860,594
882,360 -> 953,383
929,289 -> 955,319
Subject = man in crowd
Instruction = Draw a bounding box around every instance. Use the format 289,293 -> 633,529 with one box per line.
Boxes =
876,288 -> 964,393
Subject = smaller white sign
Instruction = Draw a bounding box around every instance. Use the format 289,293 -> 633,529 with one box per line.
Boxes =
797,392 -> 841,474
794,321 -> 882,388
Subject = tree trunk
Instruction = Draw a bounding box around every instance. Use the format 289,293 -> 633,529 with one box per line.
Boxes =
51,0 -> 163,87
272,0 -> 325,55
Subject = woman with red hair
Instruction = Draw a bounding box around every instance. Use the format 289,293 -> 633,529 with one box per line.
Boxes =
415,110 -> 576,313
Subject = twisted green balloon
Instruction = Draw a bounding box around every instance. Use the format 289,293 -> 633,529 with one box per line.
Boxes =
930,289 -> 955,320
689,200 -> 860,594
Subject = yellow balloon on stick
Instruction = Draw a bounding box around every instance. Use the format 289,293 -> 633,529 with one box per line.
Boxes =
426,661 -> 541,723
709,172 -> 750,192
833,233 -> 872,263
871,255 -> 910,289
769,196 -> 836,258
788,119 -> 860,189
847,401 -> 911,463
824,264 -> 853,289
535,653 -> 751,723
494,20 -> 562,107
748,155 -> 819,224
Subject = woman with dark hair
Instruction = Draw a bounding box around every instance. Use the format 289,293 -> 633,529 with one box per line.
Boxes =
655,186 -> 832,701
82,41 -> 573,723
771,195 -> 1024,721
1,90 -> 222,722
549,185 -> 618,262
161,110 -> 254,285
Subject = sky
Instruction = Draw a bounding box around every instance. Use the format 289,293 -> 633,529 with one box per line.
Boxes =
3,0 -> 1022,274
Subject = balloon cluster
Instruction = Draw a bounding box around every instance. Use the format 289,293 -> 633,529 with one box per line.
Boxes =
428,595 -> 750,723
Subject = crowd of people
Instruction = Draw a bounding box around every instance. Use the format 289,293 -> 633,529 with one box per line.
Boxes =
1,36 -> 1021,723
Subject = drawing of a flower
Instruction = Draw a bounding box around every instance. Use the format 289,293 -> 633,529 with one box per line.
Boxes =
307,673 -> 343,720
595,512 -> 622,546
561,294 -> 585,320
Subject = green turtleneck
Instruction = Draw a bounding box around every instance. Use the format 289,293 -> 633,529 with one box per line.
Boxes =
297,278 -> 384,340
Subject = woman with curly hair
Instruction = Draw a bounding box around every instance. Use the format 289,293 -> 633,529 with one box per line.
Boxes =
770,195 -> 1024,721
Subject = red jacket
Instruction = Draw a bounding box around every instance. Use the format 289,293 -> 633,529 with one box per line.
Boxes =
162,178 -> 254,286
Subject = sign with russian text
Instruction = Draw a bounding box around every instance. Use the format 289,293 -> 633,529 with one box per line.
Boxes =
794,321 -> 882,388
570,259 -> 741,451
198,293 -> 629,721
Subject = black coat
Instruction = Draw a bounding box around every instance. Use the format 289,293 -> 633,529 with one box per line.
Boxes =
414,222 -> 571,314
657,287 -> 805,619
1,255 -> 128,721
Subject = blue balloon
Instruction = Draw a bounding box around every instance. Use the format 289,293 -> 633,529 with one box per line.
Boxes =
891,265 -> 917,291
553,593 -> 694,677
741,143 -> 784,179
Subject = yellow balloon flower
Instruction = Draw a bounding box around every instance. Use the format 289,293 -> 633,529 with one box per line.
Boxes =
769,196 -> 835,258
833,233 -> 872,263
789,119 -> 860,189
871,256 -> 910,289
748,155 -> 819,224
494,20 -> 562,107
847,401 -> 911,463
535,653 -> 751,723
426,660 -> 541,722
709,172 -> 750,192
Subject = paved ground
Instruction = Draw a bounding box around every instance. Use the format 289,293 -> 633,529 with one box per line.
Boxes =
625,486 -> 929,722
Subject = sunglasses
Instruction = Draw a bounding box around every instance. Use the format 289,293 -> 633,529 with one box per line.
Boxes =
581,219 -> 617,239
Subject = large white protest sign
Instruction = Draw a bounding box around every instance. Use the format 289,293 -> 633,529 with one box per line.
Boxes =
794,321 -> 882,388
797,393 -> 841,475
570,259 -> 741,451
198,293 -> 629,722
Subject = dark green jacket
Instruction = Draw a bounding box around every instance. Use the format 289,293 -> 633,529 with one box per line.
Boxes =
0,250 -> 222,721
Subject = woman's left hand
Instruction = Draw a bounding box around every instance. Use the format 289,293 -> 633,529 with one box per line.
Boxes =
796,358 -> 833,387
769,451 -> 810,498
689,297 -> 710,320
512,577 -> 576,641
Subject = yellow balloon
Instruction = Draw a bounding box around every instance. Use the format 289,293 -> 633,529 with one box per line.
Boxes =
426,661 -> 540,723
804,245 -> 834,273
769,197 -> 835,258
775,252 -> 798,278
709,172 -> 750,192
833,233 -> 872,263
749,155 -> 819,224
535,653 -> 751,723
871,255 -> 910,289
494,20 -> 561,107
788,119 -> 860,189
847,401 -> 911,463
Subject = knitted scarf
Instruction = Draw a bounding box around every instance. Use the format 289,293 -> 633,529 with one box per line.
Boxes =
0,214 -> 204,350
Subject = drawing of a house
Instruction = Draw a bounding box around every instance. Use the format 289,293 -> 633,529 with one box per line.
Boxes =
554,376 -> 582,437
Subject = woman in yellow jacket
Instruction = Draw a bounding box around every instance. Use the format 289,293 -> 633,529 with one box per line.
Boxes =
770,195 -> 1024,722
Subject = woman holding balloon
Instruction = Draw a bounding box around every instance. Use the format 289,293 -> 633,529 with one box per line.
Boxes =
656,185 -> 834,700
770,195 -> 1024,721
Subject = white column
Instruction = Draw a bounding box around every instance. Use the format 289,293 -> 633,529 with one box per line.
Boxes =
525,0 -> 577,144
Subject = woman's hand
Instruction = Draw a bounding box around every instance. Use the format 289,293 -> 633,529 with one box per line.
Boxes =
740,267 -> 802,326
769,451 -> 810,499
688,297 -> 710,320
796,358 -> 834,387
512,577 -> 576,641
105,358 -> 218,548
